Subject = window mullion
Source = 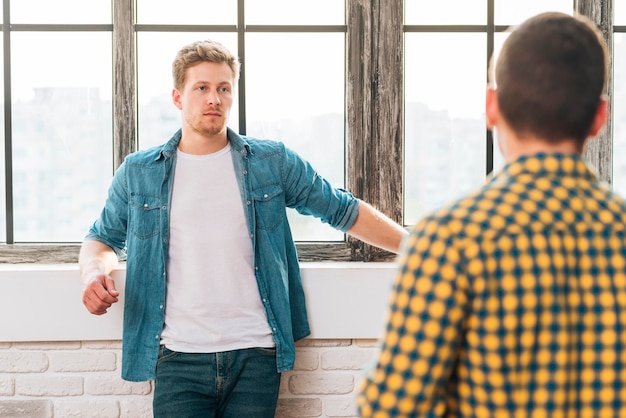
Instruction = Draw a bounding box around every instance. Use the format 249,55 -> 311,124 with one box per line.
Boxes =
577,0 -> 613,184
113,0 -> 136,169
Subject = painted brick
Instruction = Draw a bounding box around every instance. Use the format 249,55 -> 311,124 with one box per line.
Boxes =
85,375 -> 151,396
294,350 -> 319,371
324,396 -> 358,417
289,374 -> 354,395
0,400 -> 52,418
297,339 -> 352,348
0,376 -> 14,396
50,351 -> 117,372
15,375 -> 83,396
12,342 -> 81,350
83,341 -> 123,350
321,350 -> 377,370
275,398 -> 322,417
119,396 -> 153,418
0,351 -> 48,373
279,374 -> 290,395
54,399 -> 119,418
0,343 -> 11,349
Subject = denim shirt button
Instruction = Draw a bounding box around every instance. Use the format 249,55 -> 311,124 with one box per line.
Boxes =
243,170 -> 248,175
246,200 -> 251,205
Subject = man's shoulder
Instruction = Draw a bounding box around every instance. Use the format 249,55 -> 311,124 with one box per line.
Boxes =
123,144 -> 165,165
244,136 -> 285,155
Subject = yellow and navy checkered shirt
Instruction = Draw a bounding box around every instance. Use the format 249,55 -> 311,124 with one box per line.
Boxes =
358,153 -> 626,418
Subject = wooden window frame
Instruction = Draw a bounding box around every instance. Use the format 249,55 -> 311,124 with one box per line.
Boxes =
1,0 -> 611,263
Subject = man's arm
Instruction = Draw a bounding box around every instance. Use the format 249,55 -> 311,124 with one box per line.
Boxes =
79,240 -> 120,315
346,200 -> 408,254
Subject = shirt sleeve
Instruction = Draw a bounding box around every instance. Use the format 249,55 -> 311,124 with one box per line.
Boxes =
280,144 -> 359,232
84,159 -> 129,259
357,217 -> 471,417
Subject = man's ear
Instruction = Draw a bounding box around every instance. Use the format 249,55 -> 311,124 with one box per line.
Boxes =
172,88 -> 183,110
485,87 -> 499,130
587,96 -> 609,138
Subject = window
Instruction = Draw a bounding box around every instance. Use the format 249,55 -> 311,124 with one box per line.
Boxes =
2,0 -> 112,248
403,0 -> 574,225
1,0 -> 618,263
614,4 -> 626,196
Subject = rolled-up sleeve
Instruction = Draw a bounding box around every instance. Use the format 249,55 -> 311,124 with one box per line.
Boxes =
281,145 -> 359,232
84,160 -> 129,259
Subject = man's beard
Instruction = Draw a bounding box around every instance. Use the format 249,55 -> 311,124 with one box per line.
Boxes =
187,114 -> 226,137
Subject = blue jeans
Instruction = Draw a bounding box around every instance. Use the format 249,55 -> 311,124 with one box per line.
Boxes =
153,346 -> 281,418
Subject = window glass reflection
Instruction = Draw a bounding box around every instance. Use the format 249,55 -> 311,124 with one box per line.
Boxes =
246,0 -> 344,25
136,0 -> 236,25
246,33 -> 345,241
405,0 -> 486,25
11,32 -> 112,242
404,33 -> 487,226
495,0 -> 573,26
11,0 -> 110,24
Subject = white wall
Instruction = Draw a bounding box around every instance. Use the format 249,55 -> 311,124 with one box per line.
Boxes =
0,262 -> 396,342
0,262 -> 397,418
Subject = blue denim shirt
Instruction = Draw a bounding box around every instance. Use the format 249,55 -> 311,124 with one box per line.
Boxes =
86,128 -> 360,382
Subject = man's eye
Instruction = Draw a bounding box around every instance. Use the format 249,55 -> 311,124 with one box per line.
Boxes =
219,87 -> 229,93
198,86 -> 206,91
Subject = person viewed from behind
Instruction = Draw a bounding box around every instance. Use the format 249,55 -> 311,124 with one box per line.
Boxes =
357,12 -> 626,417
79,39 -> 408,418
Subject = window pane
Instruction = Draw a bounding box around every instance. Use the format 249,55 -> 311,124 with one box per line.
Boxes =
0,40 -> 4,242
614,34 -> 626,198
491,33 -> 510,174
137,33 -> 239,150
11,0 -> 111,24
617,1 -> 626,25
246,0 -> 344,25
404,33 -> 487,226
495,0 -> 573,26
405,0 -> 486,25
136,0 -> 236,25
246,33 -> 345,241
12,33 -> 113,242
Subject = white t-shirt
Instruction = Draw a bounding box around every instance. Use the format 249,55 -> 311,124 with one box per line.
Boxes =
160,144 -> 275,353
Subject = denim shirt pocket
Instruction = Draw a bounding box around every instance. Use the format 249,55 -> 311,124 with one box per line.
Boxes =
129,193 -> 161,239
251,183 -> 285,231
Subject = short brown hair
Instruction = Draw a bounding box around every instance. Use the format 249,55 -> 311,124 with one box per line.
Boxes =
172,39 -> 240,90
492,12 -> 608,144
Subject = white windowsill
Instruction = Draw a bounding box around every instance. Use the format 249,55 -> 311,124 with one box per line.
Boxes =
0,262 -> 397,342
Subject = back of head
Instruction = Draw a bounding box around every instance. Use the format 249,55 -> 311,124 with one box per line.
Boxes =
172,39 -> 240,90
493,12 -> 608,144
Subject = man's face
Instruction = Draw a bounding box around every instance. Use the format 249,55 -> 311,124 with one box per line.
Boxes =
173,61 -> 235,138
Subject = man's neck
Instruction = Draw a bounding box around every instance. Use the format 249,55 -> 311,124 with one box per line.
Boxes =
178,131 -> 229,155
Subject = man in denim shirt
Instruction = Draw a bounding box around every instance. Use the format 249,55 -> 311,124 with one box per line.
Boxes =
80,39 -> 407,418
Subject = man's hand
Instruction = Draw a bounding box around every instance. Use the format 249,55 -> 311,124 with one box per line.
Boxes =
82,272 -> 120,315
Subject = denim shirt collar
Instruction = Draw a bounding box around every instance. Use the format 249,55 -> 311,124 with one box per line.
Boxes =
157,128 -> 252,161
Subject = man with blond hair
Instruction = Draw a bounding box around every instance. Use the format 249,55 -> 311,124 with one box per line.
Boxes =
80,39 -> 407,417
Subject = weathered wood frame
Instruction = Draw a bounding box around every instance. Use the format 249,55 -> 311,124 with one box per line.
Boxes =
1,0 -> 613,263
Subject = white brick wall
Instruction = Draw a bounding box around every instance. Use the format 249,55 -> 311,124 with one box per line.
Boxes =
0,339 -> 381,418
